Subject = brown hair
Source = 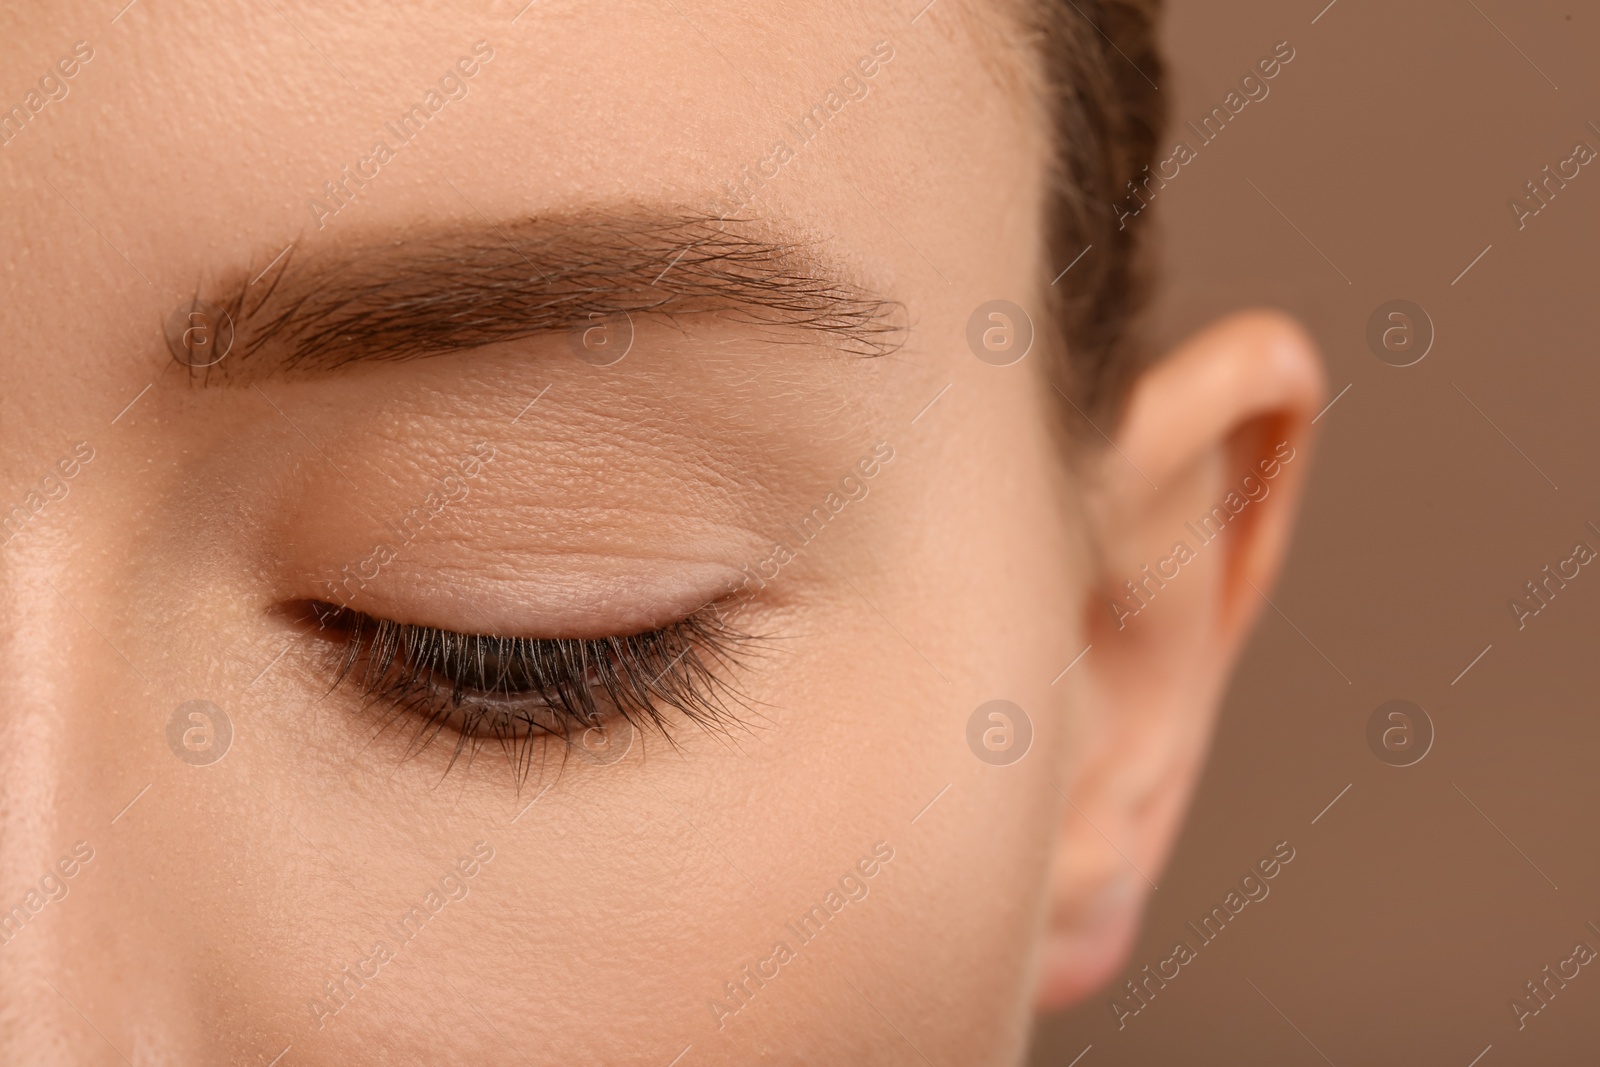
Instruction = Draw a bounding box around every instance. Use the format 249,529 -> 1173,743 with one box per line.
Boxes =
1026,0 -> 1166,423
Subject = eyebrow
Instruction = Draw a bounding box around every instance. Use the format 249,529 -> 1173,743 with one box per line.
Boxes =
194,210 -> 904,382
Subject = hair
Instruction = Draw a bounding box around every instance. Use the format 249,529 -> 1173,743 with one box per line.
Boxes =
1024,0 -> 1166,425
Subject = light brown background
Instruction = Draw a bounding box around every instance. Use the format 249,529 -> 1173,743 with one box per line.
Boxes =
1031,0 -> 1600,1062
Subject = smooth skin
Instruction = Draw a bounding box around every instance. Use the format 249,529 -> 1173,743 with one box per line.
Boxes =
0,1 -> 1322,1063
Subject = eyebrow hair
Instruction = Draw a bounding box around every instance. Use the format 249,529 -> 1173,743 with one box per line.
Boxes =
195,210 -> 904,382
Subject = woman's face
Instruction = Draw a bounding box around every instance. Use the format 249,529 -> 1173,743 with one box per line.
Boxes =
0,1 -> 1321,1063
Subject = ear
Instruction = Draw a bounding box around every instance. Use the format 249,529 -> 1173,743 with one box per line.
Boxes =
1034,310 -> 1324,1010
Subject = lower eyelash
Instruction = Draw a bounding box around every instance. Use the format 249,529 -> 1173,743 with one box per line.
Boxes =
302,600 -> 757,782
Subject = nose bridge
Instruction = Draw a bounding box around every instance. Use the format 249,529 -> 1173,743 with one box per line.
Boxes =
0,537 -> 172,1062
0,546 -> 104,1058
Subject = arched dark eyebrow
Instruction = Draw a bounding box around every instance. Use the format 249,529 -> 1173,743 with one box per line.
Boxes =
193,211 -> 904,382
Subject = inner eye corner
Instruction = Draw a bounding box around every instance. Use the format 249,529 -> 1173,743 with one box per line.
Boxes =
274,598 -> 357,638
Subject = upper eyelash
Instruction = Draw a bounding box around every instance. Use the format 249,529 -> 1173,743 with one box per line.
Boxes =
304,601 -> 756,782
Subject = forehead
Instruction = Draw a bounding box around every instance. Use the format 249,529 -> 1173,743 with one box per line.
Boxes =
0,0 -> 1047,428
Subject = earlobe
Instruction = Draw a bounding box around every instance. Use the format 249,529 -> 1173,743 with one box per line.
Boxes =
1035,310 -> 1323,1012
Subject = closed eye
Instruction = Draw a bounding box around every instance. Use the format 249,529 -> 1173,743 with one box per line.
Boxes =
301,600 -> 757,782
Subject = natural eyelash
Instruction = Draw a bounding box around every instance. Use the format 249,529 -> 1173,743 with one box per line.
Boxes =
305,601 -> 756,783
